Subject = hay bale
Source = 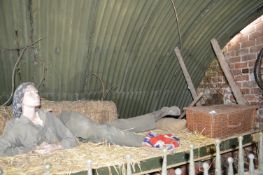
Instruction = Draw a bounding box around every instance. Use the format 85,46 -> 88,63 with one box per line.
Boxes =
41,100 -> 118,124
0,100 -> 118,134
0,106 -> 12,135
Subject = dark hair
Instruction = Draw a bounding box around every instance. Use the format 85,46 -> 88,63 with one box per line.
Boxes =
12,82 -> 36,118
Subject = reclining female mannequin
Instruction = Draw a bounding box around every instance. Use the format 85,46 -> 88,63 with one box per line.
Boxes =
0,82 -> 180,156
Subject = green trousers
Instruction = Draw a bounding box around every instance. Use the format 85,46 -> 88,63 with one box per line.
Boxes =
59,106 -> 180,147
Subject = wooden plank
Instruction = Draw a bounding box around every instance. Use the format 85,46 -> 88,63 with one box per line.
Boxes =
174,47 -> 198,99
210,38 -> 247,105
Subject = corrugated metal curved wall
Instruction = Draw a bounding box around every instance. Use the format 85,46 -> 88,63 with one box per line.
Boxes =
0,0 -> 263,118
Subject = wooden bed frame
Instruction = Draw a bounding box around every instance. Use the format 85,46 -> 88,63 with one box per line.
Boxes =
87,130 -> 262,175
0,129 -> 262,175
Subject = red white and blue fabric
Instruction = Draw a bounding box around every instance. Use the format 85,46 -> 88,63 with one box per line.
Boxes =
143,131 -> 180,150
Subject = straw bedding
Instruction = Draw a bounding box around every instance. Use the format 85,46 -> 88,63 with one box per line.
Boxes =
0,129 -> 215,175
0,106 -> 12,135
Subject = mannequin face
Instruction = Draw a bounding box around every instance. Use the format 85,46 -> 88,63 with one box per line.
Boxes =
22,85 -> 40,107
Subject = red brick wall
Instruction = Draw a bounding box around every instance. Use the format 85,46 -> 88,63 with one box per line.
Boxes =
197,16 -> 263,121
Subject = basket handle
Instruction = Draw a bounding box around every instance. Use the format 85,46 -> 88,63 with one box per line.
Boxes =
227,115 -> 242,128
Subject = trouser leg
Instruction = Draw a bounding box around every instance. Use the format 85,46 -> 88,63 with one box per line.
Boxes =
59,111 -> 144,147
109,111 -> 162,132
88,124 -> 144,147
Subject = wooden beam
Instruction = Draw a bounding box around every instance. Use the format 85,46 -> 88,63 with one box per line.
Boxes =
210,38 -> 247,105
174,47 -> 197,99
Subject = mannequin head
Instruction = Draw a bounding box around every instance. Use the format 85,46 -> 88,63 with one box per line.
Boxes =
12,82 -> 40,118
22,85 -> 40,108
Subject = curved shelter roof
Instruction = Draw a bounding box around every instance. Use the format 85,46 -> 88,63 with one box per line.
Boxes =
0,0 -> 263,118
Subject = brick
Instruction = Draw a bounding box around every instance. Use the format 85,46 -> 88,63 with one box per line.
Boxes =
227,43 -> 240,51
255,22 -> 263,31
250,101 -> 259,106
236,34 -> 249,43
244,94 -> 256,101
248,68 -> 253,73
248,61 -> 256,68
237,82 -> 242,87
242,81 -> 257,88
257,101 -> 263,107
249,31 -> 263,40
241,54 -> 257,61
231,69 -> 242,76
236,48 -> 249,56
224,50 -> 236,57
240,88 -> 250,94
241,40 -> 255,48
234,62 -> 247,69
234,74 -> 249,82
256,29 -> 263,35
250,88 -> 263,94
250,44 -> 263,53
256,36 -> 263,45
256,117 -> 263,122
242,69 -> 249,74
228,56 -> 241,63
229,63 -> 235,69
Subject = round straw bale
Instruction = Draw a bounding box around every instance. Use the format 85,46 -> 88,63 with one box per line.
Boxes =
41,99 -> 118,124
0,106 -> 12,135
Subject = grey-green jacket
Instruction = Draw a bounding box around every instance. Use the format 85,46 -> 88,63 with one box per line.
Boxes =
0,109 -> 78,157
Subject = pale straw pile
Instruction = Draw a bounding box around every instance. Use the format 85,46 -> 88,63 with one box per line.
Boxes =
0,129 -> 215,175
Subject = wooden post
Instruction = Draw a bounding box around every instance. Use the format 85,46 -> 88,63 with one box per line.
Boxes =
87,160 -> 92,175
175,168 -> 182,175
259,132 -> 263,174
215,139 -> 222,175
125,155 -> 132,175
210,39 -> 247,105
238,136 -> 245,175
175,47 -> 198,99
248,154 -> 255,175
189,145 -> 195,175
44,163 -> 52,175
227,157 -> 234,175
161,149 -> 167,175
175,47 -> 202,119
203,162 -> 209,175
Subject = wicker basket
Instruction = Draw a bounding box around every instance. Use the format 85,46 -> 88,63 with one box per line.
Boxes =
186,104 -> 257,138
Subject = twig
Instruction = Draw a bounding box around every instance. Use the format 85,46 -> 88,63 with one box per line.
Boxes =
91,73 -> 105,100
104,85 -> 118,99
170,0 -> 182,50
1,38 -> 43,106
0,38 -> 43,51
37,65 -> 47,89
